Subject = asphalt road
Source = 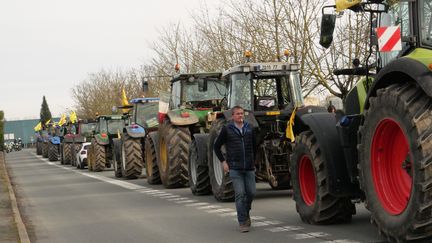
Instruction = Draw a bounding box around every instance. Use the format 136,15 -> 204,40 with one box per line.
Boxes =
5,150 -> 387,243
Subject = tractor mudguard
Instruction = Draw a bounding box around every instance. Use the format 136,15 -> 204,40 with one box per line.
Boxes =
192,133 -> 209,166
125,125 -> 146,138
50,136 -> 61,145
298,112 -> 356,197
94,134 -> 109,145
63,135 -> 74,143
167,110 -> 199,126
74,136 -> 86,143
365,55 -> 432,110
221,109 -> 259,128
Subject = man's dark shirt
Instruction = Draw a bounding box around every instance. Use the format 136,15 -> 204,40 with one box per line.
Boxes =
213,121 -> 255,171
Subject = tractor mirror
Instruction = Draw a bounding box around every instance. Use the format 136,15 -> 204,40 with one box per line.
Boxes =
319,14 -> 337,48
198,79 -> 208,92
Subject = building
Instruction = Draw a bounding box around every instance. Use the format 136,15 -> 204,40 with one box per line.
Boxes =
4,118 -> 59,146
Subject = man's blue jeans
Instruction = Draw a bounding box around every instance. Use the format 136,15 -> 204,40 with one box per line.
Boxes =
229,169 -> 256,225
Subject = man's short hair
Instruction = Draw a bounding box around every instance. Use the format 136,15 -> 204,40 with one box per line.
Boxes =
231,105 -> 244,114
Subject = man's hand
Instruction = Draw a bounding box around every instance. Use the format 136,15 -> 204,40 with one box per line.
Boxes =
222,161 -> 229,174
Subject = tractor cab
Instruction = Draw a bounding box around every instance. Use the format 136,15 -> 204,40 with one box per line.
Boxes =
169,72 -> 227,111
223,61 -> 304,116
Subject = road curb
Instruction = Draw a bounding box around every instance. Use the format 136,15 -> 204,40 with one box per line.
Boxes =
1,151 -> 31,243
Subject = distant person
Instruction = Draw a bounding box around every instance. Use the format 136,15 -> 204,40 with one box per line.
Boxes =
213,106 -> 256,233
327,104 -> 336,113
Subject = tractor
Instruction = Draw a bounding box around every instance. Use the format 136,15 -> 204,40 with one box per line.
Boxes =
62,120 -> 95,166
112,98 -> 159,179
289,0 -> 432,242
205,54 -> 333,201
87,115 -> 127,172
157,72 -> 227,189
46,123 -> 64,162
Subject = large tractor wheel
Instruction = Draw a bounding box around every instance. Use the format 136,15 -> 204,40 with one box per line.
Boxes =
158,120 -> 190,188
63,143 -> 72,165
189,138 -> 211,195
92,139 -> 107,172
208,119 -> 234,202
42,143 -> 49,158
291,130 -> 355,224
48,143 -> 59,162
358,83 -> 432,242
112,140 -> 122,178
36,141 -> 42,155
145,132 -> 161,185
71,143 -> 81,167
120,134 -> 143,179
87,142 -> 94,171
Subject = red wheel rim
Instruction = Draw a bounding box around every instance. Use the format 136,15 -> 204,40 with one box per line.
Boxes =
371,118 -> 412,215
299,155 -> 316,206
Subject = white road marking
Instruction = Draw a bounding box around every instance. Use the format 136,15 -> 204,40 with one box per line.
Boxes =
219,212 -> 237,217
185,202 -> 209,207
320,240 -> 362,243
251,220 -> 282,227
197,205 -> 221,210
265,225 -> 304,232
175,200 -> 198,204
293,232 -> 329,239
206,208 -> 234,214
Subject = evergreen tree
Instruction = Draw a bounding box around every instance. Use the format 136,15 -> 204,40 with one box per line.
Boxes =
40,96 -> 52,125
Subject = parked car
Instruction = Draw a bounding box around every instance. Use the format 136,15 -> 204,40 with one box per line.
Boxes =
76,142 -> 91,169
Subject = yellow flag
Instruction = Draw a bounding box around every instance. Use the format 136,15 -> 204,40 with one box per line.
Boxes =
286,107 -> 298,142
34,122 -> 42,131
121,87 -> 130,106
58,114 -> 67,126
336,0 -> 362,12
45,119 -> 51,125
121,87 -> 130,113
70,111 -> 78,124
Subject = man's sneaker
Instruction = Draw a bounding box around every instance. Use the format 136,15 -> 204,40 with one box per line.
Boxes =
245,217 -> 251,227
239,224 -> 250,233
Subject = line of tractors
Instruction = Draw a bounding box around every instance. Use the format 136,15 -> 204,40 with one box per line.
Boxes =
34,1 -> 432,242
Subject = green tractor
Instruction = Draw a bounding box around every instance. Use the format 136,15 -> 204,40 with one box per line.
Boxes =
87,115 -> 127,172
157,72 -> 227,189
62,120 -> 96,167
289,0 -> 432,242
112,98 -> 159,179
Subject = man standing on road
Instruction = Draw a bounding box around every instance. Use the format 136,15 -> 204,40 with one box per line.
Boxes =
214,105 -> 256,233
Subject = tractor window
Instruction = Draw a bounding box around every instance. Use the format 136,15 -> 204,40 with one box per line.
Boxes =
80,123 -> 95,136
98,120 -> 108,134
107,120 -> 125,135
183,80 -> 226,102
253,78 -> 279,111
228,73 -> 252,110
421,0 -> 432,47
135,103 -> 158,128
171,81 -> 181,108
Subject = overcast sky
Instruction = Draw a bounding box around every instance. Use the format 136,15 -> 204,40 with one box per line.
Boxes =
0,0 -> 220,120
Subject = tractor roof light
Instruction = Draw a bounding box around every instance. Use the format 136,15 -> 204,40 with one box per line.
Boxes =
175,63 -> 180,72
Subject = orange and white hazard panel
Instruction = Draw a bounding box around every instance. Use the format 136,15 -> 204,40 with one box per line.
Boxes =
376,26 -> 402,52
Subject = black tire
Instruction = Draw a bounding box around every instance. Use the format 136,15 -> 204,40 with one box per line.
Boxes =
36,141 -> 42,155
208,119 -> 234,202
77,158 -> 81,169
87,142 -> 94,171
48,143 -> 59,161
358,83 -> 432,242
71,144 -> 81,167
60,144 -> 64,164
158,120 -> 190,188
112,140 -> 122,178
189,139 -> 211,195
93,139 -> 106,172
42,142 -> 49,158
63,143 -> 72,165
120,134 -> 143,179
290,130 -> 355,224
145,132 -> 161,184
